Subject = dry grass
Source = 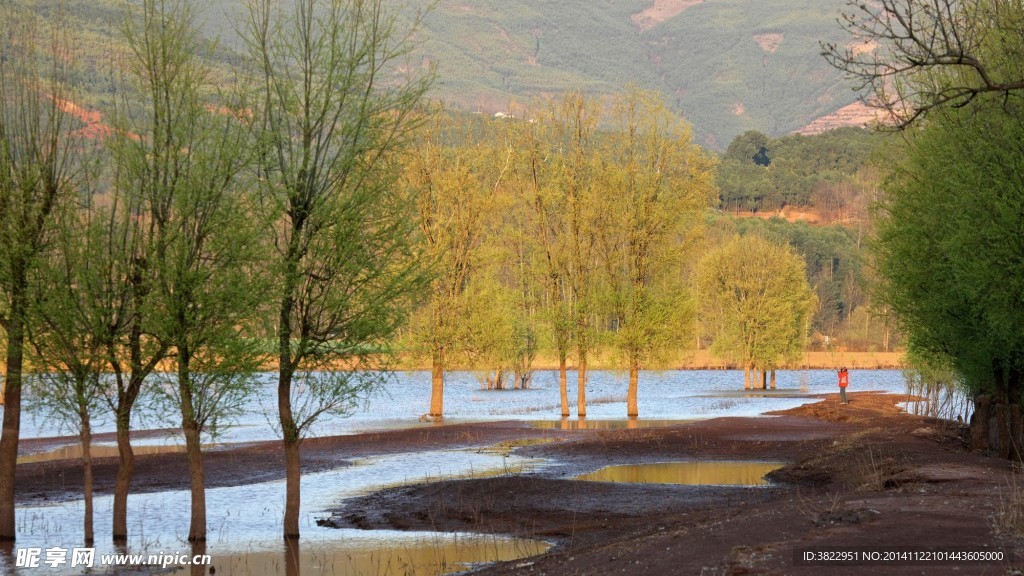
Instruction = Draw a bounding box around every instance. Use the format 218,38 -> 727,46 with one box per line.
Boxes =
993,464 -> 1024,540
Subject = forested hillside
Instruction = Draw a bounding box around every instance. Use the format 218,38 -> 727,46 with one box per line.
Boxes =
407,0 -> 863,147
29,0 -> 865,148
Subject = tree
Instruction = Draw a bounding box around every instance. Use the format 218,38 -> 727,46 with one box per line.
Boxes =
0,3 -> 85,541
547,92 -> 602,418
24,172 -> 109,545
696,236 -> 815,389
599,88 -> 715,417
116,0 -> 262,542
101,141 -> 168,543
824,0 -> 1024,127
511,112 -> 575,416
403,111 -> 504,415
244,0 -> 431,539
875,100 -> 1024,458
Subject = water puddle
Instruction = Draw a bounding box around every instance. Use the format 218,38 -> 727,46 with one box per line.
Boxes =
527,419 -> 691,430
169,532 -> 550,576
574,461 -> 785,486
7,447 -> 551,575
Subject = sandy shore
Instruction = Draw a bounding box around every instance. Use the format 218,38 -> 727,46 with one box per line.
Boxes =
13,392 -> 1021,575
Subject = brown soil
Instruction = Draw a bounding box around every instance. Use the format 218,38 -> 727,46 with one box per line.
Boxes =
795,101 -> 890,136
14,392 -> 1023,574
631,0 -> 704,32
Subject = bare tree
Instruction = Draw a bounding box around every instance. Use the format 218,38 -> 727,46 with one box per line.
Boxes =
823,0 -> 1024,127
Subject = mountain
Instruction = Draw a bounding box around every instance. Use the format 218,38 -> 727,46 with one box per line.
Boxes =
407,0 -> 867,148
22,0 -> 868,149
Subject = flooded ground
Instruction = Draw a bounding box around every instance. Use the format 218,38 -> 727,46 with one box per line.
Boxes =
18,369 -> 906,451
573,461 -> 785,486
6,370 -> 910,575
7,447 -> 549,575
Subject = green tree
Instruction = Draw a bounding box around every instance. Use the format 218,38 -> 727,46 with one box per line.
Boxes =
118,0 -> 261,542
876,101 -> 1024,458
244,0 -> 431,539
549,92 -> 602,418
403,112 -> 504,415
0,3 -> 86,541
24,170 -> 109,545
599,88 -> 716,417
510,112 -> 575,416
696,235 -> 815,388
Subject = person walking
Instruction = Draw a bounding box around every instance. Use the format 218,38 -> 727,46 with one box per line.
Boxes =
838,367 -> 849,404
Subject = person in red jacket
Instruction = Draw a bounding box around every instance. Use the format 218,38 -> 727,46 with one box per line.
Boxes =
838,367 -> 849,404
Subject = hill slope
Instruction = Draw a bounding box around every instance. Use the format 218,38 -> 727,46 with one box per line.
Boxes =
21,0 -> 866,149
409,0 -> 864,147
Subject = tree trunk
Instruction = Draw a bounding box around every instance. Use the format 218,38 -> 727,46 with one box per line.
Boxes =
761,370 -> 768,390
113,405 -> 135,541
559,354 -> 569,418
190,541 -> 208,576
1010,404 -> 1023,462
183,422 -> 206,542
179,359 -> 206,542
627,362 -> 639,418
430,352 -> 444,418
970,394 -> 991,451
743,362 -> 751,390
279,360 -> 301,539
770,370 -> 777,390
577,352 -> 587,418
80,411 -> 94,545
0,278 -> 26,542
285,536 -> 301,576
283,436 -> 301,539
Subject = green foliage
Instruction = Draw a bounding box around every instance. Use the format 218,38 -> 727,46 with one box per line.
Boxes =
729,216 -> 864,337
597,88 -> 716,371
717,127 -> 881,211
695,235 -> 816,371
876,99 -> 1024,398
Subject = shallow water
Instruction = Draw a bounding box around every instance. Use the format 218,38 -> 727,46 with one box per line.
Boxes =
168,533 -> 549,576
4,447 -> 547,575
18,369 -> 906,450
574,461 -> 785,486
5,369 -> 906,574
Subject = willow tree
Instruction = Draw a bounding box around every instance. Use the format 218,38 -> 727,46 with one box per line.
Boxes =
244,0 -> 431,539
511,111 -> 574,415
25,176 -> 110,545
520,93 -> 603,418
117,0 -> 261,542
0,3 -> 85,541
877,101 -> 1024,458
696,235 -> 815,389
404,113 -> 506,415
599,89 -> 716,417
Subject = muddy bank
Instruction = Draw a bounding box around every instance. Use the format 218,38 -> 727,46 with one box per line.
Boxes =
321,392 -> 1021,575
13,391 -> 1021,575
13,421 -> 565,505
